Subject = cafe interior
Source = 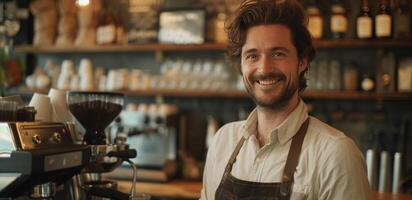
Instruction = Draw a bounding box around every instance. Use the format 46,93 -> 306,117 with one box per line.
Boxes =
0,0 -> 412,199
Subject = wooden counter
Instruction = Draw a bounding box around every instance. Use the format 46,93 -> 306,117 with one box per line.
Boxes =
117,180 -> 412,200
117,180 -> 201,199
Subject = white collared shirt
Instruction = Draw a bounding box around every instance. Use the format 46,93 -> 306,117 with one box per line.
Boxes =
200,100 -> 371,200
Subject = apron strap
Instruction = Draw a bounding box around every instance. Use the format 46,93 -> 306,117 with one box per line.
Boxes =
280,118 -> 310,197
223,137 -> 246,177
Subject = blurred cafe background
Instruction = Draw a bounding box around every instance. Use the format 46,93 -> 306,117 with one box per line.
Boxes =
0,0 -> 412,199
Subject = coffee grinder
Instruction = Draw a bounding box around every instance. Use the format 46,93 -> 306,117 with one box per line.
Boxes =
66,91 -> 147,200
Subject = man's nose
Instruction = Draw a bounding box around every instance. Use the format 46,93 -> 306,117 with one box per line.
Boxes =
258,55 -> 273,73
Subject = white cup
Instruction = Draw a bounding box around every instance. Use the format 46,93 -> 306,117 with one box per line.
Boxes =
79,58 -> 93,75
98,75 -> 107,91
48,88 -> 73,122
80,74 -> 94,91
70,75 -> 80,91
94,67 -> 105,87
29,93 -> 52,122
61,60 -> 75,77
57,74 -> 72,90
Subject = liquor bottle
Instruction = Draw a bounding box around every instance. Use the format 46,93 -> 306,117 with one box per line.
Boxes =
330,0 -> 348,39
306,0 -> 323,39
375,0 -> 393,39
356,0 -> 373,39
393,0 -> 411,39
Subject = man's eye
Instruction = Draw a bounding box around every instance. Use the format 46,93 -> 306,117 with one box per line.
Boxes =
246,54 -> 258,61
272,52 -> 286,58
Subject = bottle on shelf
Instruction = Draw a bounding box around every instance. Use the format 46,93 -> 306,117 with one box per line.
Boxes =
306,0 -> 323,39
343,62 -> 359,91
330,0 -> 348,39
375,0 -> 393,39
96,0 -> 117,45
207,5 -> 227,44
392,0 -> 411,39
376,50 -> 396,92
356,0 -> 373,39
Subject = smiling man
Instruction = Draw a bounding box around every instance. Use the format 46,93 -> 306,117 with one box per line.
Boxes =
200,0 -> 371,200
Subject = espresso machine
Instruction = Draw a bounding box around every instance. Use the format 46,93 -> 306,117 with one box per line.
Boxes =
0,121 -> 90,199
0,91 -> 146,200
106,104 -> 179,182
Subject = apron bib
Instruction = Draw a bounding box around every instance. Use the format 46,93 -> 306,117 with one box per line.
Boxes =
215,119 -> 310,200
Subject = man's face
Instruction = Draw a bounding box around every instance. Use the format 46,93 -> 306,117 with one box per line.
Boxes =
241,24 -> 307,109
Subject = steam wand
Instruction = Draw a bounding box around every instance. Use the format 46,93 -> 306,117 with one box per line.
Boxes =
126,159 -> 138,199
82,149 -> 149,200
106,149 -> 149,200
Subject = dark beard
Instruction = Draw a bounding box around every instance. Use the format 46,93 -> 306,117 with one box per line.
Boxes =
244,72 -> 299,110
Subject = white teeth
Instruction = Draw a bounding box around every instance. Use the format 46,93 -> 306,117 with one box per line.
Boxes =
258,79 -> 279,85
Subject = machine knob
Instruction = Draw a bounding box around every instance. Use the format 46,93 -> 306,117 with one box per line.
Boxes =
32,134 -> 42,145
51,132 -> 62,143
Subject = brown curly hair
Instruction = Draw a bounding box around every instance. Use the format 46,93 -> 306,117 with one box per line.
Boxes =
226,0 -> 316,92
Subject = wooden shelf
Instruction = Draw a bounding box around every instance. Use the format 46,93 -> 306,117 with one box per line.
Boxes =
15,87 -> 412,100
302,90 -> 412,101
313,39 -> 412,48
14,40 -> 412,54
14,43 -> 227,54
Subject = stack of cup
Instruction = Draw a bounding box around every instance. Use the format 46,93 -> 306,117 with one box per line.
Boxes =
79,58 -> 94,91
94,67 -> 106,91
118,69 -> 129,90
57,60 -> 75,90
29,93 -> 52,122
106,69 -> 117,91
129,70 -> 142,90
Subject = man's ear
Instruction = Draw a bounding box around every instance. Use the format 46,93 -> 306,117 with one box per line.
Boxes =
298,57 -> 308,73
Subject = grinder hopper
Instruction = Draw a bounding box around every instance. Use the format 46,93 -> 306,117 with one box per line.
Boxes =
67,91 -> 124,145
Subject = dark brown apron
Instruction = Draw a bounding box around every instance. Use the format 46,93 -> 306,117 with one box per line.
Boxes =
215,118 -> 310,200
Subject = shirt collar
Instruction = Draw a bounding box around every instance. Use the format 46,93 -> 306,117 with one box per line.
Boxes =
242,99 -> 308,145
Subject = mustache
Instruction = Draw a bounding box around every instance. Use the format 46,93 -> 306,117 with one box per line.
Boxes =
251,72 -> 286,82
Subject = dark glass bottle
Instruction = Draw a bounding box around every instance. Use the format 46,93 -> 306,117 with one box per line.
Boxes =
375,0 -> 393,39
393,0 -> 411,39
330,0 -> 348,39
356,0 -> 373,39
